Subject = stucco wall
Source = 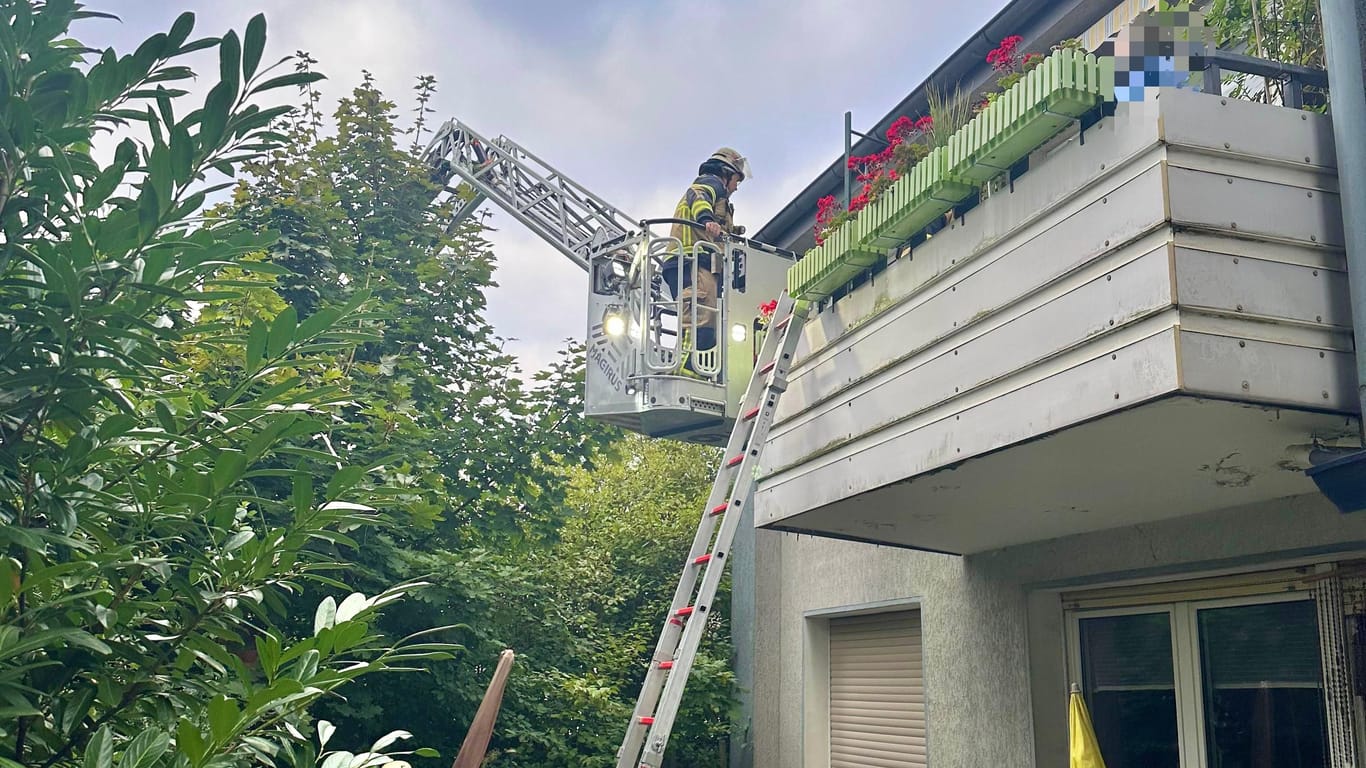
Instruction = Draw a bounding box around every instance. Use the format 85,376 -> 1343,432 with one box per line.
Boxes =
751,491 -> 1366,767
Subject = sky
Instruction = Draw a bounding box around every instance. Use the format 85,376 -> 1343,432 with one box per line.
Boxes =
81,0 -> 1011,376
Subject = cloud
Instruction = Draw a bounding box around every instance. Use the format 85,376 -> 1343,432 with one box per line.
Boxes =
83,0 -> 1010,375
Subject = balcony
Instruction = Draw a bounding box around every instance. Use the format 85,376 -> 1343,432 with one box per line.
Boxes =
754,87 -> 1359,555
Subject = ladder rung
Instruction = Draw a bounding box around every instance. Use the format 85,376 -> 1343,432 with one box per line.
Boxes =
658,660 -> 674,670
674,606 -> 695,618
725,454 -> 744,468
758,360 -> 775,375
742,406 -> 760,422
693,554 -> 712,565
638,716 -> 655,725
774,313 -> 792,331
710,502 -> 728,515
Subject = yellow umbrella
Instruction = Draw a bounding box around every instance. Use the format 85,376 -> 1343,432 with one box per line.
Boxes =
1069,683 -> 1108,768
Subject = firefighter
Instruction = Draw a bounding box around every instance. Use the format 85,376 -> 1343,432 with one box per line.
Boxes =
664,148 -> 751,362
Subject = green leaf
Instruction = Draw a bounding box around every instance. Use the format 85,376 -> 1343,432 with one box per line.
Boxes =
325,465 -> 364,498
255,634 -> 282,681
245,318 -> 267,373
207,695 -> 239,743
313,598 -> 336,635
166,11 -> 195,51
59,686 -> 97,735
177,36 -> 219,55
211,450 -> 246,493
295,307 -> 340,342
176,719 -> 207,766
243,14 -> 266,80
85,725 -> 113,768
170,123 -> 194,183
137,184 -> 160,242
293,648 -> 320,681
119,729 -> 170,768
201,81 -> 232,148
291,474 -> 314,518
414,749 -> 440,759
266,306 -> 297,358
0,557 -> 18,610
223,530 -> 253,552
154,399 -> 177,432
247,71 -> 325,96
218,30 -> 241,99
242,413 -> 297,463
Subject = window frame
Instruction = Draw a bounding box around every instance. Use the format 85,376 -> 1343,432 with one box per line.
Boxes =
802,597 -> 926,768
1067,586 -> 1324,768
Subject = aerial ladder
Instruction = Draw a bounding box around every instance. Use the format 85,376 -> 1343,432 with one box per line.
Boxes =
421,119 -> 809,767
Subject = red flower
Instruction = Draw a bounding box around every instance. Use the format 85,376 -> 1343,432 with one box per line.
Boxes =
886,115 -> 917,145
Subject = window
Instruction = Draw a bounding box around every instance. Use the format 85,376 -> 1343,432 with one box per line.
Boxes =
821,609 -> 926,767
1067,582 -> 1336,768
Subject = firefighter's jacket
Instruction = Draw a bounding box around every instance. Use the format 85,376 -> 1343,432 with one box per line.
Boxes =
670,174 -> 737,269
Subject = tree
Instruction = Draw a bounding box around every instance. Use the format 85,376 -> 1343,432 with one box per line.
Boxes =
1205,0 -> 1326,107
1,4 -> 453,768
315,434 -> 731,768
227,67 -> 616,547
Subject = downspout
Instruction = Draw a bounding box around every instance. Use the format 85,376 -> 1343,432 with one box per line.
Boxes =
1306,0 -> 1366,511
1322,0 -> 1366,424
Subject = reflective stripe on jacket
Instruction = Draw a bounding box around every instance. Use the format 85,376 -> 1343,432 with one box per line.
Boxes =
670,174 -> 730,251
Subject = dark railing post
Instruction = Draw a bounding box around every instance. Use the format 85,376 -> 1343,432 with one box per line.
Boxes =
1203,60 -> 1223,94
843,111 -> 852,209
1284,77 -> 1305,109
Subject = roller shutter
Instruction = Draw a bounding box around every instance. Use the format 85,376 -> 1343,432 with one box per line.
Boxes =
828,610 -> 927,767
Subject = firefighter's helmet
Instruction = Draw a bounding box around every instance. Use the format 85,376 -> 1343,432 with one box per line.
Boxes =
701,147 -> 751,181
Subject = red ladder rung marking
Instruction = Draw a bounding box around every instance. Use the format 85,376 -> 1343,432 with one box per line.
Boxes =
639,716 -> 655,725
726,454 -> 744,468
759,360 -> 776,375
711,502 -> 728,515
742,406 -> 760,422
693,553 -> 712,565
775,314 -> 792,331
675,606 -> 695,618
658,660 -> 674,670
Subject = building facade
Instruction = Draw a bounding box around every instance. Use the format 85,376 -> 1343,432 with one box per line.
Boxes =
737,1 -> 1363,766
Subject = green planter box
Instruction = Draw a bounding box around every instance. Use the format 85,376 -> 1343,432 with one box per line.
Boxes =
855,146 -> 974,249
948,49 -> 1112,183
788,220 -> 883,300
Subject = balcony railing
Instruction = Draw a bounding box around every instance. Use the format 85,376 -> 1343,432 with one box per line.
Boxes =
1201,50 -> 1329,110
796,49 -> 1330,310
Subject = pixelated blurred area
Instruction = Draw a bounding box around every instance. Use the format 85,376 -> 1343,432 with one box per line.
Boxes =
1098,3 -> 1216,101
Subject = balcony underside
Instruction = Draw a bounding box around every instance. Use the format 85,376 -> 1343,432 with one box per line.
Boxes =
758,394 -> 1357,555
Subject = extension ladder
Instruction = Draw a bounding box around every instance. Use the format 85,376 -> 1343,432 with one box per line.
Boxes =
615,292 -> 809,768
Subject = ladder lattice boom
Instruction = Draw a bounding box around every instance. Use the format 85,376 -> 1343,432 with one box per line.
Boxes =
421,119 -> 642,271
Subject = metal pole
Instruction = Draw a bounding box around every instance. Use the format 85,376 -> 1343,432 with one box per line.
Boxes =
1320,0 -> 1366,426
844,110 -> 852,208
